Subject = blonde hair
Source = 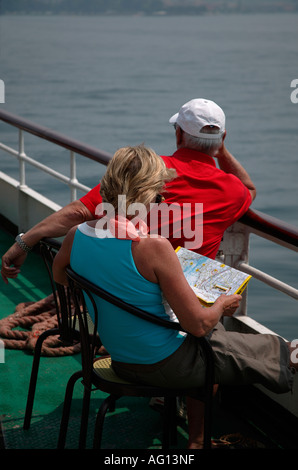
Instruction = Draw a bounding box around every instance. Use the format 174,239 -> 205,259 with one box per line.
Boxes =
100,144 -> 176,213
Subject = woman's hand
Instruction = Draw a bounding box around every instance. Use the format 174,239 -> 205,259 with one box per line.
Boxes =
214,294 -> 242,317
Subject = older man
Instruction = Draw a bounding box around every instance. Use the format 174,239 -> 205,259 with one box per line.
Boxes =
1,98 -> 256,282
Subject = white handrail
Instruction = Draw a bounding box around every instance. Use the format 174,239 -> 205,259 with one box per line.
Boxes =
0,134 -> 91,197
236,260 -> 298,300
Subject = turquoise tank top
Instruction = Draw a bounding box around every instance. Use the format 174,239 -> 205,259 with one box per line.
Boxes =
70,223 -> 185,364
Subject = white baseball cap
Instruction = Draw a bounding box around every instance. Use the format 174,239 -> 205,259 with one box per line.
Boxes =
169,98 -> 225,139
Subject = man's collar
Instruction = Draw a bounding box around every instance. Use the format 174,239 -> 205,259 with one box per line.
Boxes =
172,147 -> 216,166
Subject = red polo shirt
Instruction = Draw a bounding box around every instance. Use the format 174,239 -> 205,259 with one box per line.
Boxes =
80,148 -> 252,259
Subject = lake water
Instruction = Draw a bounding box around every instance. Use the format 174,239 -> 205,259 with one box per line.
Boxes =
0,13 -> 297,338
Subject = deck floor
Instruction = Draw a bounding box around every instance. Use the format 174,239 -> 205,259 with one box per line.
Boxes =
0,228 -> 289,454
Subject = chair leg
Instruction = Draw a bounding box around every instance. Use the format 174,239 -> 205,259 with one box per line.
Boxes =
170,398 -> 178,446
162,396 -> 177,449
57,370 -> 83,449
78,387 -> 92,449
23,328 -> 60,430
93,395 -> 117,449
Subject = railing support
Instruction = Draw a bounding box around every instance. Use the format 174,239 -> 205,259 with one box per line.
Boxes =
70,151 -> 78,201
18,129 -> 27,189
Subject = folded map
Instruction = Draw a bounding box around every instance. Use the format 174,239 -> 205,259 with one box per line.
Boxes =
176,246 -> 251,305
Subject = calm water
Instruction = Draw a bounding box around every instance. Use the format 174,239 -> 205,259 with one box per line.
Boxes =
0,14 -> 297,338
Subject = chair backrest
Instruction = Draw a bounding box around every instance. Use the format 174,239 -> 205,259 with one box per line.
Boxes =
40,238 -> 76,343
66,266 -> 214,389
66,265 -> 185,331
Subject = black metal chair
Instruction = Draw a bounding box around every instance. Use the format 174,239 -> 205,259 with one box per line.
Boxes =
23,238 -> 81,430
57,266 -> 215,450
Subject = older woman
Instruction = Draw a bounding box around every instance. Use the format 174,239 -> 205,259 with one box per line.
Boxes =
53,145 -> 294,449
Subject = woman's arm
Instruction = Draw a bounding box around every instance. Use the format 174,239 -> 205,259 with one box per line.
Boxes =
137,237 -> 241,337
52,226 -> 77,285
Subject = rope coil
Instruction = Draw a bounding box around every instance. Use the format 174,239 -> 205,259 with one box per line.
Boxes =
0,294 -> 80,356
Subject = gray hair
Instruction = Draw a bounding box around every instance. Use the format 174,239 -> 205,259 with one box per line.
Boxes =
179,125 -> 223,155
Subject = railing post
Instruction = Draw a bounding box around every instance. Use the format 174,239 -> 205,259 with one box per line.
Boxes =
218,222 -> 250,316
17,128 -> 29,232
70,151 -> 78,201
18,129 -> 27,188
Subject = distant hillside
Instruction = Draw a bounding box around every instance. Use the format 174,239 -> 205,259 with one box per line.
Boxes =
1,0 -> 298,14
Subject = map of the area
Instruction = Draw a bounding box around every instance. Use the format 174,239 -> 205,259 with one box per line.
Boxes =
176,247 -> 251,304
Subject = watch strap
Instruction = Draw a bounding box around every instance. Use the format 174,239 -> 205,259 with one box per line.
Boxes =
15,233 -> 32,253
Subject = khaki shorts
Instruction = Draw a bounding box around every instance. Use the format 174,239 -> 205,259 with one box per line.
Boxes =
112,322 -> 294,394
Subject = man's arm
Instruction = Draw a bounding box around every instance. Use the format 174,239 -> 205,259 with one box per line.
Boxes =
215,143 -> 257,201
1,200 -> 93,283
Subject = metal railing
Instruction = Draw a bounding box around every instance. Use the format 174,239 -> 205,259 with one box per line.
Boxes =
0,109 -> 112,201
218,209 -> 298,316
240,209 -> 298,298
1,109 -> 298,317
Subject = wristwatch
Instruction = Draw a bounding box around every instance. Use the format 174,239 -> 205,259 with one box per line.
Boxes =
15,233 -> 32,253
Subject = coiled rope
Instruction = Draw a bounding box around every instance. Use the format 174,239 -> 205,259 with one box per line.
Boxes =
0,294 -> 81,356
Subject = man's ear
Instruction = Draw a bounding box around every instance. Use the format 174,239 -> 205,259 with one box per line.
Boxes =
222,130 -> 227,141
176,125 -> 184,147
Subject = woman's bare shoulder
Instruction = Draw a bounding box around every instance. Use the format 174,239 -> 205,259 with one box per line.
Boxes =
140,235 -> 174,253
135,237 -> 179,270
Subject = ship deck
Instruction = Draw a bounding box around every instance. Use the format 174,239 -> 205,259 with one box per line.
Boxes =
0,226 -> 294,456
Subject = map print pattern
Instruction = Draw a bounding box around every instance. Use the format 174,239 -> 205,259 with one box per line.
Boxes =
176,247 -> 251,304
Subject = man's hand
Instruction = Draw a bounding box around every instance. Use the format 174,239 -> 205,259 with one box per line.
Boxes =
213,142 -> 257,201
1,243 -> 28,284
1,200 -> 94,284
213,138 -> 227,161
